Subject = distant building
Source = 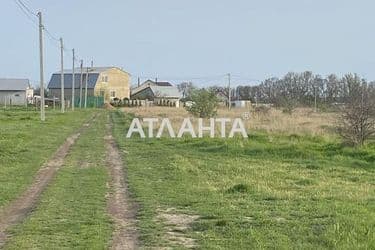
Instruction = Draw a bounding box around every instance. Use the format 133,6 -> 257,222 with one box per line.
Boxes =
0,78 -> 33,105
47,67 -> 130,103
131,80 -> 182,107
231,100 -> 252,108
131,79 -> 172,96
131,80 -> 181,99
142,79 -> 173,87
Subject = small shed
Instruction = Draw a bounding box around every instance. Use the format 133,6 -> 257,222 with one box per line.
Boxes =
231,100 -> 252,108
0,78 -> 33,105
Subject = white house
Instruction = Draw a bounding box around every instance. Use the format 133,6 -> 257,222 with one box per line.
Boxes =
131,80 -> 182,107
0,78 -> 33,106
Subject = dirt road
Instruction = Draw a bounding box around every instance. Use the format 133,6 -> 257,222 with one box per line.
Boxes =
105,118 -> 139,250
0,115 -> 95,247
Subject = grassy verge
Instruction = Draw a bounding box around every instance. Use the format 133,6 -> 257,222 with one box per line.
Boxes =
4,111 -> 112,249
111,110 -> 375,249
0,109 -> 96,207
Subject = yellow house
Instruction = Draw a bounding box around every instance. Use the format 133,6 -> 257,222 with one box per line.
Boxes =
48,67 -> 130,103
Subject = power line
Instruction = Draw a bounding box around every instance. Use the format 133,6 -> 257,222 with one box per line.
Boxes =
44,28 -> 89,64
13,0 -> 88,66
13,0 -> 38,27
14,0 -> 59,43
231,74 -> 261,82
44,28 -> 60,42
134,74 -> 227,82
13,0 -> 60,47
17,0 -> 37,16
131,74 -> 258,90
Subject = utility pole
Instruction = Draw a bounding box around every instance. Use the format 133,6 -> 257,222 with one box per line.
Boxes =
84,67 -> 88,108
228,73 -> 231,110
71,49 -> 75,111
38,12 -> 45,121
60,38 -> 65,113
363,81 -> 367,143
314,84 -> 317,112
79,60 -> 83,108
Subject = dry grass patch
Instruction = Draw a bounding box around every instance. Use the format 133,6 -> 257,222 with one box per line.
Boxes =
121,106 -> 337,136
156,208 -> 199,249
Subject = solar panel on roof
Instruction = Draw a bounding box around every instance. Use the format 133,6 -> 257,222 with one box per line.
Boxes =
47,73 -> 99,89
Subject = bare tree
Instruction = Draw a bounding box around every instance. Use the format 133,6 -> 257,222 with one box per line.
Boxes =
338,74 -> 375,146
326,74 -> 341,103
177,82 -> 195,100
234,72 -> 374,114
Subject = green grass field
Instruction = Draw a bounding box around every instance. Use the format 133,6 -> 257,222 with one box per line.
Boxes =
0,108 -> 374,249
0,108 -> 95,207
111,110 -> 375,249
3,111 -> 112,249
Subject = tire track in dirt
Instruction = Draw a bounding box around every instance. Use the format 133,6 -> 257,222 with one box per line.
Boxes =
105,117 -> 139,250
0,114 -> 97,247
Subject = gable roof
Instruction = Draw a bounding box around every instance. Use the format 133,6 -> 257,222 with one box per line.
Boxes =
48,73 -> 99,89
61,67 -> 127,74
144,79 -> 172,87
131,79 -> 174,96
130,86 -> 181,99
48,66 -> 129,89
149,86 -> 181,98
0,78 -> 30,91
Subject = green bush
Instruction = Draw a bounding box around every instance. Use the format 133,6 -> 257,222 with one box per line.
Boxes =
186,89 -> 219,118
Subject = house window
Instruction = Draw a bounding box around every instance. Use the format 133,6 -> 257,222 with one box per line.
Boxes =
99,90 -> 105,97
110,91 -> 116,98
102,75 -> 108,82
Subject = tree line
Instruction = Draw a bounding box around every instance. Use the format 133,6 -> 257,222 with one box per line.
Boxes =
178,71 -> 375,145
233,71 -> 375,108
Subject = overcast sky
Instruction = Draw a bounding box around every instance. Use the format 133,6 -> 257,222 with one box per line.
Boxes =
2,0 -> 375,87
